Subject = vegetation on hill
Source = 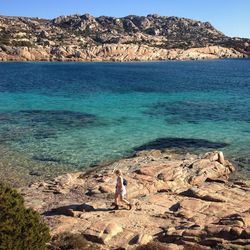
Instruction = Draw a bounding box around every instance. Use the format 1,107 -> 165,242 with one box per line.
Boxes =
0,14 -> 249,61
0,14 -> 249,49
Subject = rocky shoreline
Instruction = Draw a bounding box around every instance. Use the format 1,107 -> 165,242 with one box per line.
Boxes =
20,150 -> 250,249
0,45 -> 246,62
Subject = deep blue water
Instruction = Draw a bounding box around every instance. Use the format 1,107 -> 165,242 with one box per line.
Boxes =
0,59 -> 250,176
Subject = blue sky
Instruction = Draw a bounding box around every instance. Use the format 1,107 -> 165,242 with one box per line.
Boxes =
0,0 -> 249,38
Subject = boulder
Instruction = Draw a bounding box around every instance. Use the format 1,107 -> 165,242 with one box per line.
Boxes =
84,221 -> 123,244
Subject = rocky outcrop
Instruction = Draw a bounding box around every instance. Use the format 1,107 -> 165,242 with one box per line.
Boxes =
20,150 -> 250,249
0,14 -> 249,61
0,44 -> 244,62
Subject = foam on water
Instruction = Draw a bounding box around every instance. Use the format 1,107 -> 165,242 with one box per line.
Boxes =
0,59 -> 250,180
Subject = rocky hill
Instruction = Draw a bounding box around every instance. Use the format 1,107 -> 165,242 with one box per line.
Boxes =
0,14 -> 249,61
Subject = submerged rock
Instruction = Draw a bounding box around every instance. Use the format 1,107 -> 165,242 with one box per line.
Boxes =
133,137 -> 229,152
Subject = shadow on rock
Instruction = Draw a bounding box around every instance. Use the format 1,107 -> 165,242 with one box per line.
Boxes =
43,203 -> 116,217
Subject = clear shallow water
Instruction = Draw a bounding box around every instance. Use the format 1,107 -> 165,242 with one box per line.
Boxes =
0,59 -> 250,179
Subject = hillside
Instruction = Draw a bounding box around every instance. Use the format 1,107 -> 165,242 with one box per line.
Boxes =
0,14 -> 249,61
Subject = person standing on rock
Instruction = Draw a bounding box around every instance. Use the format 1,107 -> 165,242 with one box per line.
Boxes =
114,169 -> 132,210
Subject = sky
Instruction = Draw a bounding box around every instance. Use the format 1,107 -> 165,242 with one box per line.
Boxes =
0,0 -> 249,38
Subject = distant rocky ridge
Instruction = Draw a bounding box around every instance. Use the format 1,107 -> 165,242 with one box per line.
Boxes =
0,14 -> 249,61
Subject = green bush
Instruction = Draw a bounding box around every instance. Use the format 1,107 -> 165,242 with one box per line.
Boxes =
136,241 -> 169,250
0,183 -> 50,250
49,233 -> 100,250
12,40 -> 33,47
136,242 -> 208,250
0,32 -> 11,45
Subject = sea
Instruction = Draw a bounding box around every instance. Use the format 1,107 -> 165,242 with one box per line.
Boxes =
0,59 -> 250,183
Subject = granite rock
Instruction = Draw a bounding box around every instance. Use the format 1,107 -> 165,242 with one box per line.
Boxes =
21,151 -> 250,249
0,14 -> 249,62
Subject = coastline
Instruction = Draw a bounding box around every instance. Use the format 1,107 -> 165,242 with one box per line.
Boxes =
20,149 -> 250,249
0,140 -> 249,188
1,144 -> 249,188
1,59 -> 250,188
0,57 -> 249,64
0,45 -> 247,62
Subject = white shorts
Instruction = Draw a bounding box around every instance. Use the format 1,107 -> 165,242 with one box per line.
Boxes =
116,188 -> 126,197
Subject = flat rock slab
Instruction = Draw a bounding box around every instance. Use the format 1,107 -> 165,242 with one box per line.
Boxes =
84,221 -> 123,244
21,150 -> 250,249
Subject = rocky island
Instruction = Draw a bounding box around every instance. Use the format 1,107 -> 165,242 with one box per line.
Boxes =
0,14 -> 250,62
20,150 -> 250,249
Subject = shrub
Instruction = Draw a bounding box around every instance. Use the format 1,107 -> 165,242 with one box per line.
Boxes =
49,233 -> 100,250
0,183 -> 50,250
0,32 -> 11,45
12,40 -> 33,47
136,242 -> 209,250
136,241 -> 169,250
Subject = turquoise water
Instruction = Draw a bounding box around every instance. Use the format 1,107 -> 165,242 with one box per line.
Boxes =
0,59 -> 250,176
